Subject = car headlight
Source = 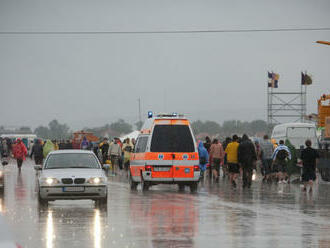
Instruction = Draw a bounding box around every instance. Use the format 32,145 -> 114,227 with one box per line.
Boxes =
0,171 -> 3,177
41,177 -> 59,185
88,177 -> 105,184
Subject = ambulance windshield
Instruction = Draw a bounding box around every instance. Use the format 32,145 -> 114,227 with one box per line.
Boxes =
150,125 -> 195,152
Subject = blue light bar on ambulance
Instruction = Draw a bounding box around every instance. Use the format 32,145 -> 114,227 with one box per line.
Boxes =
156,113 -> 185,118
148,111 -> 153,118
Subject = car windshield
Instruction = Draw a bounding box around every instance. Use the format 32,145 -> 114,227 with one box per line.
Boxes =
150,125 -> 195,152
45,153 -> 100,169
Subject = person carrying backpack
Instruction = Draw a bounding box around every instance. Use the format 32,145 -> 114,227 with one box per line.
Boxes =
271,140 -> 291,183
198,141 -> 209,182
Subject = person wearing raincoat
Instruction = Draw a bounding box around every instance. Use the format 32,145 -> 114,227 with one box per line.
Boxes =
43,140 -> 55,158
122,138 -> 134,174
80,137 -> 89,150
285,139 -> 299,182
198,141 -> 209,181
12,139 -> 27,172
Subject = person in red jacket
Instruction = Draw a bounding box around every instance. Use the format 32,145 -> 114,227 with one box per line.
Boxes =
13,139 -> 27,172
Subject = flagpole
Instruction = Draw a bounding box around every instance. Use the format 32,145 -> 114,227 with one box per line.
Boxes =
301,80 -> 303,122
267,82 -> 269,125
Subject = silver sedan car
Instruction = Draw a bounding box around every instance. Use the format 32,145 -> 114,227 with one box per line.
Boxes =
35,150 -> 107,207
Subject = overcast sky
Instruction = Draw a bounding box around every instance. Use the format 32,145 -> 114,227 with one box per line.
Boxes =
0,0 -> 329,130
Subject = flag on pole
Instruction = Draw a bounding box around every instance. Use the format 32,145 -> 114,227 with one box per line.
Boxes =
301,72 -> 312,85
267,72 -> 279,88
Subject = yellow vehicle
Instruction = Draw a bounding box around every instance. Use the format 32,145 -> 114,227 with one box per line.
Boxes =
318,94 -> 330,139
317,94 -> 330,181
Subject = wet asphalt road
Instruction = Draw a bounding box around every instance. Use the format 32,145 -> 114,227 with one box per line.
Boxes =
1,159 -> 330,248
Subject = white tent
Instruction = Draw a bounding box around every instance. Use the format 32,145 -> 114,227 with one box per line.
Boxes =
119,130 -> 140,141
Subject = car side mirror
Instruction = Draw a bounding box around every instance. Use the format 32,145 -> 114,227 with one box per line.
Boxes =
34,165 -> 42,170
2,161 -> 8,166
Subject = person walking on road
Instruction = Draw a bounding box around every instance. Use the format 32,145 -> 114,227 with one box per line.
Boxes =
222,137 -> 232,178
225,135 -> 240,188
122,138 -> 133,174
209,139 -> 224,183
198,141 -> 209,182
108,138 -> 122,175
80,136 -> 89,150
238,134 -> 257,188
12,139 -> 27,172
65,140 -> 73,149
271,140 -> 291,183
301,140 -> 319,193
1,139 -> 9,158
260,135 -> 274,183
99,138 -> 109,165
285,139 -> 299,183
204,136 -> 212,153
43,140 -> 55,158
30,139 -> 44,165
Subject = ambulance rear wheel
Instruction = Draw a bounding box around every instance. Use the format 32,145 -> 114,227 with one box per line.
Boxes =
178,184 -> 185,192
140,172 -> 149,191
129,171 -> 138,190
189,182 -> 198,193
141,180 -> 149,191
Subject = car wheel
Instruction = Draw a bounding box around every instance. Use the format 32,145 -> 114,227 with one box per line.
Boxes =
97,196 -> 107,206
178,184 -> 185,192
129,171 -> 138,190
38,193 -> 48,207
189,182 -> 198,193
95,196 -> 107,210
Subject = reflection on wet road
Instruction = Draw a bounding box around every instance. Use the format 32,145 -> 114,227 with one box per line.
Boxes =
1,160 -> 330,248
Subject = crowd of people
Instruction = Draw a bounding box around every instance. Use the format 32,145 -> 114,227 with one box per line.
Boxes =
1,133 -> 320,192
0,136 -> 136,176
197,134 -> 320,192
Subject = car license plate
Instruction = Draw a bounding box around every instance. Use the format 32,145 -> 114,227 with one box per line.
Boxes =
63,187 -> 85,192
153,167 -> 170,172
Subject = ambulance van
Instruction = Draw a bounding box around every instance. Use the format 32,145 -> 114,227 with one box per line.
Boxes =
129,113 -> 200,192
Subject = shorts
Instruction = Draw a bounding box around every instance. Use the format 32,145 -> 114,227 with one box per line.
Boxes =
262,159 -> 273,175
273,160 -> 287,173
302,170 -> 316,182
212,158 -> 221,172
228,163 -> 240,174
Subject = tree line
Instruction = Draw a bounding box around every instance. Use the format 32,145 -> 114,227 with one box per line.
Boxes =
0,119 -> 273,140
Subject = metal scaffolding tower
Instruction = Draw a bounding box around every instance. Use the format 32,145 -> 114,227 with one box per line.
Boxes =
267,85 -> 307,125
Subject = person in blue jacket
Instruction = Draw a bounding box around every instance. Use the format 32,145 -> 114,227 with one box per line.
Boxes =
198,141 -> 209,181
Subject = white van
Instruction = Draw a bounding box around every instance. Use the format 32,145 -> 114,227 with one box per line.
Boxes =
271,123 -> 319,149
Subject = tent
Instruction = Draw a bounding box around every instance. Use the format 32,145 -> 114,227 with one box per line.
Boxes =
119,130 -> 140,141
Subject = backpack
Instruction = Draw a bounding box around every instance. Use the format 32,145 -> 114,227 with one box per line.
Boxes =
276,149 -> 288,160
